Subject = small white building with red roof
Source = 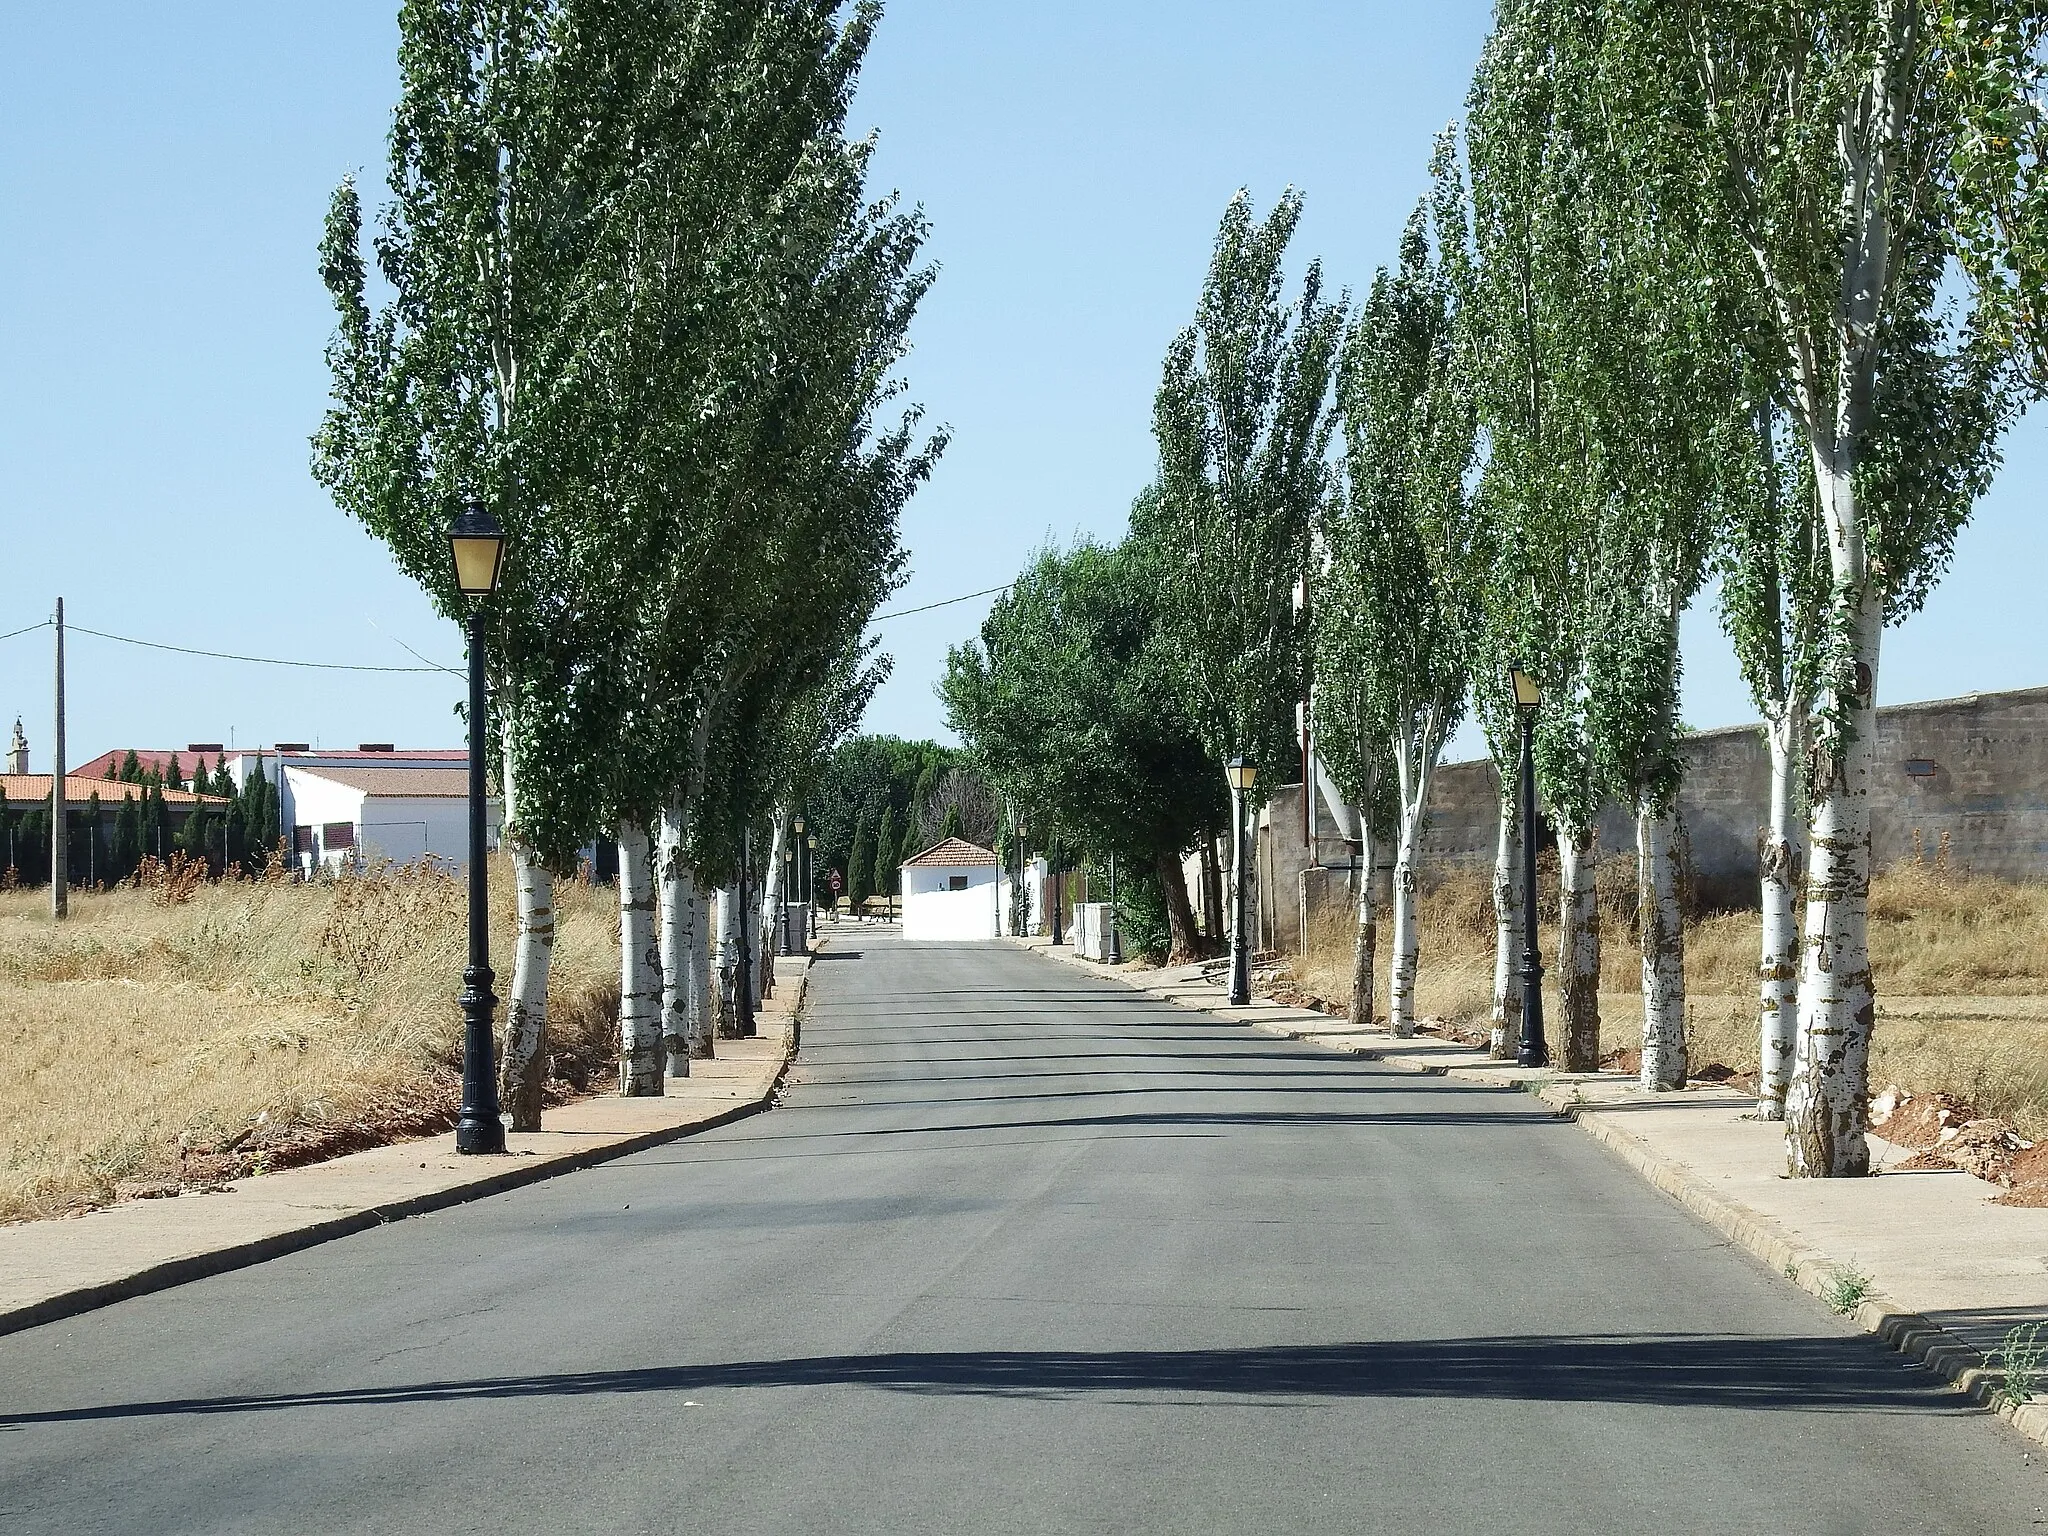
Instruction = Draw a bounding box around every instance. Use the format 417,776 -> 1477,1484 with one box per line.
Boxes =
900,837 -> 1001,941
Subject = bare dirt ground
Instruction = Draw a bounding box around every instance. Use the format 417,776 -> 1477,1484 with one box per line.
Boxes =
0,860 -> 620,1223
1282,858 -> 2048,1198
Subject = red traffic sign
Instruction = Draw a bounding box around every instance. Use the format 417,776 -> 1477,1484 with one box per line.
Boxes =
828,870 -> 844,893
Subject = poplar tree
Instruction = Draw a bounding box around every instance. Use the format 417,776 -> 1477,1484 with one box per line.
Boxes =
1323,152 -> 1476,1038
1628,0 -> 2018,1173
1146,189 -> 1342,957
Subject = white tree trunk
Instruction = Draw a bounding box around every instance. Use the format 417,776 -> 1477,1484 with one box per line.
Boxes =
1388,712 -> 1442,1039
497,721 -> 554,1131
1786,594 -> 1881,1176
756,810 -> 789,999
1489,789 -> 1522,1061
714,883 -> 740,1037
1348,821 -> 1378,1033
616,821 -> 663,1096
1556,824 -> 1601,1072
1388,806 -> 1422,1038
657,802 -> 692,1079
1757,708 -> 1805,1119
1636,799 -> 1688,1091
686,881 -> 714,1058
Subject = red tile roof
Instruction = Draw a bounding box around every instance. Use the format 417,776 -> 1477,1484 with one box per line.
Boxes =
1,775 -> 223,806
902,837 -> 998,868
289,765 -> 471,799
71,749 -> 234,782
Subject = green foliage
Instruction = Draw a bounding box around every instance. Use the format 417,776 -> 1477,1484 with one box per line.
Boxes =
1320,145 -> 1474,827
875,803 -> 900,896
810,734 -> 961,883
940,804 -> 964,840
847,815 -> 875,906
941,531 -> 1223,954
1143,189 -> 1344,787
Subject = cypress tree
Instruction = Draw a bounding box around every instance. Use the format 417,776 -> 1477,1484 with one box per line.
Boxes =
875,804 -> 900,897
847,815 -> 874,907
119,749 -> 141,784
940,805 -> 964,840
142,784 -> 166,861
165,754 -> 185,792
103,761 -> 117,781
113,790 -> 143,881
175,796 -> 209,861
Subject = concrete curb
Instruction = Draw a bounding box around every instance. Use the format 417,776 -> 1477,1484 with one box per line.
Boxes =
1,971 -> 806,1339
1012,936 -> 2048,1447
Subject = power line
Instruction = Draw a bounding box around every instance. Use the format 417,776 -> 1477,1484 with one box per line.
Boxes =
64,622 -> 454,674
0,620 -> 51,644
871,583 -> 1011,622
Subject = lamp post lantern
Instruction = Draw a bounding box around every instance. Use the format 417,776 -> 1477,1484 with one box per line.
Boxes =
780,843 -> 795,955
1511,667 -> 1548,1069
449,501 -> 507,1155
1224,756 -> 1257,1006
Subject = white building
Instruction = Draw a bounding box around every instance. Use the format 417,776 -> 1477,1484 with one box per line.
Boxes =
900,838 -> 1002,941
263,749 -> 497,874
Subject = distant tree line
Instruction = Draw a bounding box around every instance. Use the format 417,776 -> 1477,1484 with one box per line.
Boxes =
808,735 -> 996,907
1,752 -> 280,888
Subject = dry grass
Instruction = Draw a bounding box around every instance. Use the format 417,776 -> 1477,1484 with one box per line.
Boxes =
1293,859 -> 2048,1141
0,860 -> 618,1223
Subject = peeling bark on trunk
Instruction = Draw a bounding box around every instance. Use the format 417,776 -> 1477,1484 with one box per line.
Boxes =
1787,598 -> 1881,1177
715,884 -> 741,1037
1199,832 -> 1223,951
1349,827 -> 1378,1034
756,811 -> 787,1000
1489,791 -> 1522,1061
686,882 -> 714,1058
1757,710 -> 1804,1118
1637,799 -> 1689,1091
616,821 -> 663,1096
1388,821 -> 1420,1037
1157,848 -> 1199,962
657,802 -> 692,1079
1556,824 -> 1601,1073
1388,712 -> 1442,1040
497,726 -> 553,1131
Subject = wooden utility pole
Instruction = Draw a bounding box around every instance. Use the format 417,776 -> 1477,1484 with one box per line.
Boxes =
51,597 -> 67,919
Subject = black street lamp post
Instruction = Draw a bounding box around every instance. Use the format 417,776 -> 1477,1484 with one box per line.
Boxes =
450,501 -> 508,1156
807,832 -> 819,940
1107,851 -> 1123,965
1015,817 -> 1028,937
1049,829 -> 1064,946
1225,756 -> 1257,1007
1512,667 -> 1549,1069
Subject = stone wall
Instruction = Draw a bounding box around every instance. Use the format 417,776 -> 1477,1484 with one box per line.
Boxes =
1407,684 -> 2048,905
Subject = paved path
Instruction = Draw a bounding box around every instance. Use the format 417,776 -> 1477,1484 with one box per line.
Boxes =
2,936 -> 2043,1534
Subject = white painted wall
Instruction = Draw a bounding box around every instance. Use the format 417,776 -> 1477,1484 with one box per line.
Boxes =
901,864 -> 1000,941
995,857 -> 1047,937
283,767 -> 502,875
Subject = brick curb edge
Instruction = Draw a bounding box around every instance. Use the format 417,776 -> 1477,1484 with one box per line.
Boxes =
0,971 -> 806,1339
1011,937 -> 2048,1448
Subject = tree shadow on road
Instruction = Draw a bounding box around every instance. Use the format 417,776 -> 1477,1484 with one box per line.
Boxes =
2,1333 -> 1968,1427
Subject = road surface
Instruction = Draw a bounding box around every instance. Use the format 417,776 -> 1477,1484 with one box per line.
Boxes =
2,934 -> 2041,1533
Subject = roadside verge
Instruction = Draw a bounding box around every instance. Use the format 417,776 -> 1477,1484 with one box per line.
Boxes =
0,956 -> 809,1337
1012,935 -> 2048,1448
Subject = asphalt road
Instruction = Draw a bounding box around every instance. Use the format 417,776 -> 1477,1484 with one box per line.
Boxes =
3,934 -> 2043,1535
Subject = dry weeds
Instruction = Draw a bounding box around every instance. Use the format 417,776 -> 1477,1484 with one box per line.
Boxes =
1289,860 -> 2048,1141
0,860 -> 619,1223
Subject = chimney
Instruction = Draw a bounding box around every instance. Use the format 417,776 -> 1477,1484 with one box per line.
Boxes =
7,718 -> 26,775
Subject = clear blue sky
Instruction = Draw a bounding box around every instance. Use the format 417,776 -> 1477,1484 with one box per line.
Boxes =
3,3 -> 2044,771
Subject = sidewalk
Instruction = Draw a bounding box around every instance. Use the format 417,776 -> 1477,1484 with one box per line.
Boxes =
0,955 -> 809,1337
1013,934 -> 2048,1446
